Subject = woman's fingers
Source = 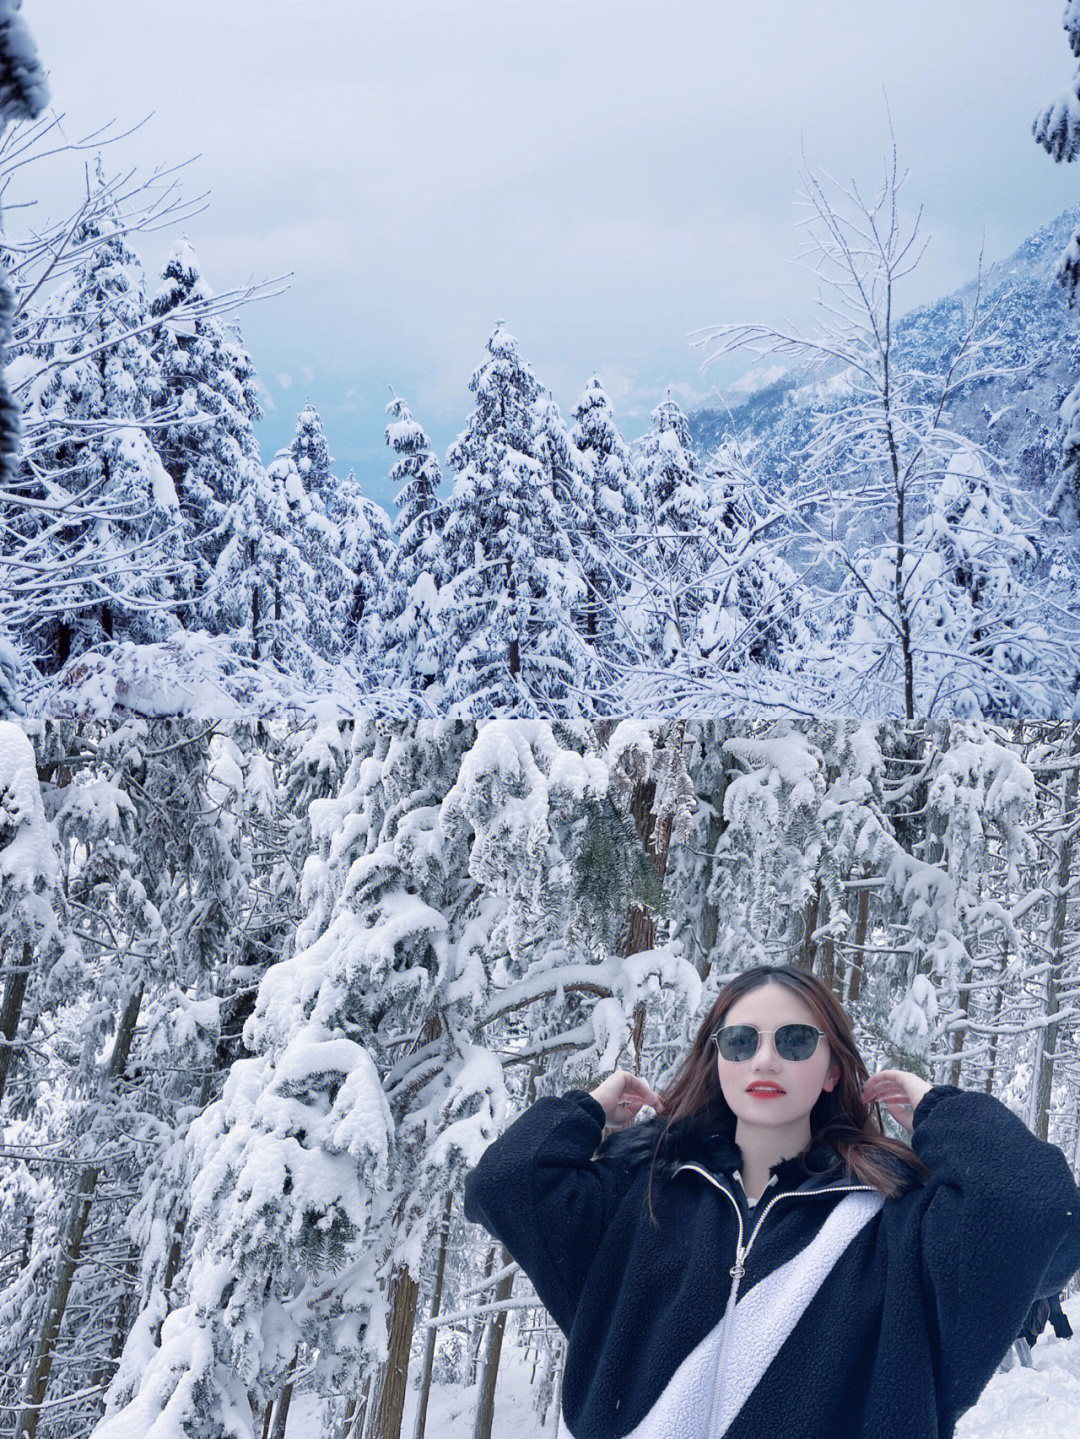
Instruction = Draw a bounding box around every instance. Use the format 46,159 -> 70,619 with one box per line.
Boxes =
613,1076 -> 665,1117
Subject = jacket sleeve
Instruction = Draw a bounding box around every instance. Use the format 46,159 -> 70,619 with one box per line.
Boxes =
462,1089 -> 638,1335
911,1083 -> 1080,1415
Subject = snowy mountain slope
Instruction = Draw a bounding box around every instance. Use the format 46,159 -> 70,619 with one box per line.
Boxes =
689,203 -> 1080,507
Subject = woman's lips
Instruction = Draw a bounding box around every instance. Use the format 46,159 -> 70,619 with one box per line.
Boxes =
746,1086 -> 786,1097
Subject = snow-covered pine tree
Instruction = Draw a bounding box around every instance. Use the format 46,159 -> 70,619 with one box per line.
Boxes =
630,392 -> 718,674
378,395 -> 446,693
6,719 -> 194,1437
288,401 -> 336,514
694,439 -> 811,678
1,138 -> 270,709
92,721 -> 475,1439
435,326 -> 586,714
1034,1 -> 1080,301
10,169 -> 189,670
329,468 -> 394,672
273,442 -> 349,668
569,375 -> 644,674
530,389 -> 594,691
206,448 -> 323,684
149,238 -> 265,621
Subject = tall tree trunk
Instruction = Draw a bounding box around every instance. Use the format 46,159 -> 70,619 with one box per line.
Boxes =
352,1375 -> 373,1439
467,1246 -> 496,1386
90,1242 -> 140,1403
817,887 -> 836,996
338,1399 -> 357,1439
984,937 -> 1007,1096
1032,731 -> 1079,1141
552,1339 -> 566,1439
471,1246 -> 515,1439
847,878 -> 870,1003
0,938 -> 31,1111
15,985 -> 144,1439
365,1259 -> 420,1439
695,803 -> 725,982
622,724 -> 683,1066
948,944 -> 973,1090
412,1190 -> 454,1439
150,1071 -> 215,1343
268,1373 -> 295,1439
250,539 -> 261,661
796,880 -> 821,973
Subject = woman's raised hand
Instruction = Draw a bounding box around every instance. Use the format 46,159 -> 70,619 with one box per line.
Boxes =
589,1069 -> 666,1130
862,1068 -> 933,1136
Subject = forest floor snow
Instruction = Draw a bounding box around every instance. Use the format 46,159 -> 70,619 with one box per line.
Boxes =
287,1295 -> 1080,1438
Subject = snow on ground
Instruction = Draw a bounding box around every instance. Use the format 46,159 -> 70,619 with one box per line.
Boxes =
286,1294 -> 1080,1438
957,1296 -> 1080,1439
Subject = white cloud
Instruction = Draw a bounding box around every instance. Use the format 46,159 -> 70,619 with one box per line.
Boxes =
276,372 -> 293,390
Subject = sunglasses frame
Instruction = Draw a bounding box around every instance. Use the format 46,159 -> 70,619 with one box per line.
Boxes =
710,1023 -> 827,1063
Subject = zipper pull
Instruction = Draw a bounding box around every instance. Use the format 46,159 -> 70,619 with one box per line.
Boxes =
729,1245 -> 746,1279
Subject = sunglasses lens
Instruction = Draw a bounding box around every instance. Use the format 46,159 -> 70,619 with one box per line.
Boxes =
776,1024 -> 820,1060
716,1025 -> 758,1061
714,1024 -> 821,1061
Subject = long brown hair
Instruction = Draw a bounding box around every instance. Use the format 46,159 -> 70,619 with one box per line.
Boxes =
644,964 -> 930,1225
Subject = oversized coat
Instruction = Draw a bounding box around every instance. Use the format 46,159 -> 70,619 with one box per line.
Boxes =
462,1083 -> 1080,1439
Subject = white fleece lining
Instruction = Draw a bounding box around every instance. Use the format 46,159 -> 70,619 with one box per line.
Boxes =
615,1189 -> 885,1439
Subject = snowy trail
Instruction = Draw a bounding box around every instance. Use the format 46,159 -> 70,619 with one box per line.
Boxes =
286,1295 -> 1080,1438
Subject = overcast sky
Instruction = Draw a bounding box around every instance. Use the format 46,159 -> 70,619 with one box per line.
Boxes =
18,1 -> 1080,510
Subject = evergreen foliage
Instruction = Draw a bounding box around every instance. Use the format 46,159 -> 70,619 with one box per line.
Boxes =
435,326 -> 587,713
378,396 -> 445,689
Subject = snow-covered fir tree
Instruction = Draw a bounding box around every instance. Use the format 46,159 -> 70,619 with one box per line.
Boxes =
330,468 -> 394,671
630,392 -> 718,670
149,238 -> 265,620
377,396 -> 446,692
694,440 -> 810,676
435,325 -> 587,713
8,170 -> 188,669
271,442 -> 348,666
569,375 -> 644,672
0,9 -> 48,715
208,449 -> 323,683
288,401 -> 336,514
530,388 -> 596,686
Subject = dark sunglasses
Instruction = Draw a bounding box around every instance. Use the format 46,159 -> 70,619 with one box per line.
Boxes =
710,1023 -> 826,1063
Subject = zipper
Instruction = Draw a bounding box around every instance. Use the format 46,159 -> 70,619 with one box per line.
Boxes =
673,1163 -> 877,1439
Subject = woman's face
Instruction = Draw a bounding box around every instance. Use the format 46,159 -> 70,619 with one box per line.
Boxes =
714,982 -> 841,1129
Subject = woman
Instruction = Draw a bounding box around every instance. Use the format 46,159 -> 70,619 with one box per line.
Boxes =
463,964 -> 1080,1439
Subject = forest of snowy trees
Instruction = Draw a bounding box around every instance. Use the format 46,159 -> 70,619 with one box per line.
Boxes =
2,3 -> 1080,1438
0,111 -> 1077,722
0,714 -> 1078,1438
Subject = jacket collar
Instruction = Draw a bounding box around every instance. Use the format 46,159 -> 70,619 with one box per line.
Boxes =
594,1112 -> 854,1192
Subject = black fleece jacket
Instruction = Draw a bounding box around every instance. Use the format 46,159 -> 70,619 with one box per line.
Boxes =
462,1084 -> 1080,1439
